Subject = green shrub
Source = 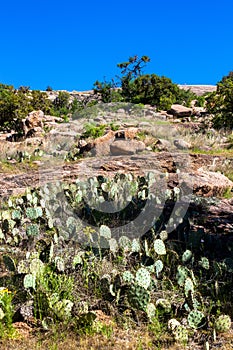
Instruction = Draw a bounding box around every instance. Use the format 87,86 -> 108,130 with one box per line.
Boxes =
206,71 -> 233,129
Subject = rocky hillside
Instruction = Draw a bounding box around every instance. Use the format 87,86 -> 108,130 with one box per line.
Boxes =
0,90 -> 233,349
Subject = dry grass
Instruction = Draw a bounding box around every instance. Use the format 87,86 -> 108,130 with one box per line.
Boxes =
0,321 -> 233,350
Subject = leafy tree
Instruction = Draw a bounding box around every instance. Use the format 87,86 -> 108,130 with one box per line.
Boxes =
117,55 -> 150,101
206,72 -> 233,129
94,55 -> 197,110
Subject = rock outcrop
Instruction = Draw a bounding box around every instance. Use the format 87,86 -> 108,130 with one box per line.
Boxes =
167,104 -> 193,117
110,139 -> 146,155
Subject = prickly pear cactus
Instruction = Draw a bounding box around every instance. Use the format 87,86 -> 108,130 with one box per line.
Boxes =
176,265 -> 189,286
156,298 -> 172,313
155,259 -> 163,277
26,224 -> 40,236
184,277 -> 194,297
199,257 -> 210,270
29,258 -> 45,276
109,238 -> 118,253
26,207 -> 42,220
135,267 -> 151,290
173,325 -> 188,343
53,299 -> 74,320
146,302 -> 156,320
11,209 -> 22,220
182,250 -> 192,263
127,284 -> 150,311
122,271 -> 135,284
23,273 -> 36,289
131,238 -> 141,253
214,314 -> 231,333
18,260 -> 30,274
119,236 -> 131,252
159,230 -> 168,241
99,225 -> 111,240
168,318 -> 181,331
154,239 -> 166,255
187,310 -> 205,329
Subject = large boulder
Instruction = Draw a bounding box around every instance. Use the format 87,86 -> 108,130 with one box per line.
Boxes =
91,130 -> 116,156
110,139 -> 146,155
22,110 -> 44,138
187,170 -> 233,197
25,110 -> 44,129
168,104 -> 192,117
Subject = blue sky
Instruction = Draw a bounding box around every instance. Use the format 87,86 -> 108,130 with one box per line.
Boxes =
0,0 -> 232,91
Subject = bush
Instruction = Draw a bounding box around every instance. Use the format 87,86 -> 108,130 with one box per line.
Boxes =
206,71 -> 233,129
0,84 -> 54,131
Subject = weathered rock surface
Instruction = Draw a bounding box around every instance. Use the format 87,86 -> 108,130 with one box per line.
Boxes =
167,104 -> 193,117
0,153 -> 232,199
178,84 -> 216,96
174,139 -> 192,150
110,140 -> 146,155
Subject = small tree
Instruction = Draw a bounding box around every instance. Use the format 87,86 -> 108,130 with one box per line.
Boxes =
206,72 -> 233,129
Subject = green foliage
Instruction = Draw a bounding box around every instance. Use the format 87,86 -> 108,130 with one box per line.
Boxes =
0,288 -> 15,338
0,84 -> 54,131
93,55 -> 197,109
83,122 -> 106,139
93,78 -> 122,103
52,91 -> 72,117
206,71 -> 233,129
1,175 -> 233,346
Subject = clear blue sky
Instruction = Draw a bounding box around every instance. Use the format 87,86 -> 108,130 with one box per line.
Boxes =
1,0 -> 232,91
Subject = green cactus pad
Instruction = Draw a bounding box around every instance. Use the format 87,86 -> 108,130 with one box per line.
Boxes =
122,270 -> 135,284
119,236 -> 131,251
214,314 -> 231,333
154,239 -> 166,255
159,230 -> 168,241
29,258 -> 45,276
127,284 -> 150,311
135,267 -> 151,289
155,259 -> 163,277
198,257 -> 210,270
187,310 -> 205,329
146,303 -> 156,320
99,225 -> 111,239
11,209 -> 22,220
156,298 -> 172,313
173,325 -> 188,343
182,250 -> 192,263
53,299 -> 74,320
131,238 -> 141,253
176,265 -> 189,286
26,224 -> 39,236
23,273 -> 36,289
18,260 -> 30,274
184,277 -> 194,297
